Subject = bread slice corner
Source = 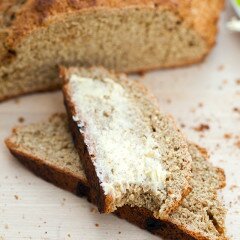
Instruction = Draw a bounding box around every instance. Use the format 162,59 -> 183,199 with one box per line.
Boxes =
5,113 -> 89,194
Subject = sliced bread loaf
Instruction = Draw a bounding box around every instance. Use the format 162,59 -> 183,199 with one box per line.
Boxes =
62,66 -> 192,216
0,0 -> 224,101
5,114 -> 227,240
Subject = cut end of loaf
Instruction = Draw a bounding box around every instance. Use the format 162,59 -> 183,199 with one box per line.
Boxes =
62,66 -> 192,218
0,2 -> 222,101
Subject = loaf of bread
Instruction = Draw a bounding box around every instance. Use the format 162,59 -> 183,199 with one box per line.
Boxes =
0,0 -> 223,101
5,113 -> 227,240
62,66 -> 193,217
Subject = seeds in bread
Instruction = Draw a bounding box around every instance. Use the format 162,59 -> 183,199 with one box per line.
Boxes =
62,66 -> 192,217
5,114 -> 227,240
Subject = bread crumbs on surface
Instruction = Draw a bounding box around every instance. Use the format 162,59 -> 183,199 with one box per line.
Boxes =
230,185 -> 238,191
224,133 -> 232,139
219,159 -> 226,163
118,231 -> 121,234
193,124 -> 210,132
234,140 -> 240,149
18,117 -> 25,123
222,79 -> 228,85
166,98 -> 172,104
95,223 -> 99,227
215,143 -> 220,149
236,79 -> 240,85
180,123 -> 186,128
90,207 -> 98,213
198,102 -> 204,108
4,224 -> 9,229
199,133 -> 205,138
190,108 -> 196,113
233,107 -> 240,113
14,195 -> 19,200
67,234 -> 71,237
217,64 -> 224,71
14,98 -> 20,104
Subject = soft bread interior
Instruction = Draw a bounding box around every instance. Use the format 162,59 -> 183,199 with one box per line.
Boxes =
0,7 -> 207,100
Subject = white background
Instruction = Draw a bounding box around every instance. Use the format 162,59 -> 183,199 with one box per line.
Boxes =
0,3 -> 239,240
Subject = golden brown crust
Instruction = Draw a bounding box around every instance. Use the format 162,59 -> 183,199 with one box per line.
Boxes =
2,0 -> 224,50
0,0 -> 224,103
215,167 -> 226,189
194,144 -> 209,159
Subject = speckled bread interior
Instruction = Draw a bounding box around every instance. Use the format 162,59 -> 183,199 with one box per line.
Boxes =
0,0 -> 224,101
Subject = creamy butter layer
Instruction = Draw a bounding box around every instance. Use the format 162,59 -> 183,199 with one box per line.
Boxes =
69,75 -> 167,198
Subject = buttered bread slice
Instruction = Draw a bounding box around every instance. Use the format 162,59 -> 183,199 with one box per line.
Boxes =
62,67 -> 192,218
5,114 -> 227,240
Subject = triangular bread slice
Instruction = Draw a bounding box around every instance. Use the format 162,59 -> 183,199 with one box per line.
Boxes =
62,67 -> 192,217
5,114 -> 227,240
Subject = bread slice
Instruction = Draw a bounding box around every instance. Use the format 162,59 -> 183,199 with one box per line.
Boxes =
0,0 -> 224,101
62,66 -> 193,217
5,113 -> 227,240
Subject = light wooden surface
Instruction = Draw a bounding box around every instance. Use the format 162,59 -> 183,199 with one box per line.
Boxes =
0,4 -> 239,240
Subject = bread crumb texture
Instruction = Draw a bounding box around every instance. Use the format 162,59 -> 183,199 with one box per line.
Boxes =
0,0 -> 223,101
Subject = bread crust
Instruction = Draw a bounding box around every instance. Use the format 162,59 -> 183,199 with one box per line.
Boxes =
0,84 -> 59,103
62,81 -> 113,213
5,124 -> 227,240
0,0 -> 224,103
1,0 -> 224,50
5,135 -> 89,193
